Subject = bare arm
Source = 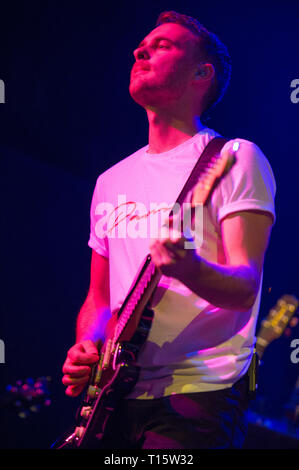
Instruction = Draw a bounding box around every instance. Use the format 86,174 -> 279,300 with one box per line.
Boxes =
76,250 -> 111,345
62,250 -> 110,396
150,210 -> 273,311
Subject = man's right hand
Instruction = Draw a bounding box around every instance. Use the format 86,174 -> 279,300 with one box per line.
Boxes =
62,339 -> 100,397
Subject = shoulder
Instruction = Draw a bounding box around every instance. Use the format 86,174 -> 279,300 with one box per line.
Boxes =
211,137 -> 277,223
220,138 -> 276,191
223,138 -> 274,173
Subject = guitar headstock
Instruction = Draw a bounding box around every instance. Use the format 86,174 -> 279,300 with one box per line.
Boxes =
256,295 -> 299,358
3,376 -> 52,418
191,144 -> 237,206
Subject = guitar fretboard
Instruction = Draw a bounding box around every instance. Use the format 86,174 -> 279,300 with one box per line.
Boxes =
113,257 -> 159,343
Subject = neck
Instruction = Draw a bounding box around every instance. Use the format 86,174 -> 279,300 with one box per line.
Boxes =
146,109 -> 205,154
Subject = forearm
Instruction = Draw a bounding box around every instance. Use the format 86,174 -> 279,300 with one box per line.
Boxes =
177,253 -> 259,311
76,291 -> 111,347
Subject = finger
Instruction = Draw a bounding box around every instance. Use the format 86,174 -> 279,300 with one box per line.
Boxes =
65,384 -> 85,397
150,240 -> 163,265
62,361 -> 91,377
81,339 -> 99,355
152,240 -> 175,266
68,346 -> 99,365
162,238 -> 186,260
163,237 -> 184,251
62,374 -> 89,386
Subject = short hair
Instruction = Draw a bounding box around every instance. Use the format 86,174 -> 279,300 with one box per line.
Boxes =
156,11 -> 231,115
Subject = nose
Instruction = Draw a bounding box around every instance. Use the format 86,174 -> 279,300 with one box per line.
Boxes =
133,45 -> 150,61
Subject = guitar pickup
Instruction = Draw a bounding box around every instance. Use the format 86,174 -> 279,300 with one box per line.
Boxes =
102,339 -> 113,369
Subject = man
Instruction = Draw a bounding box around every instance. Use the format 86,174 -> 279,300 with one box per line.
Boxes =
62,11 -> 276,449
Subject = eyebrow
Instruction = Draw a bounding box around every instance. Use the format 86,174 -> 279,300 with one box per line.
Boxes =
137,36 -> 176,49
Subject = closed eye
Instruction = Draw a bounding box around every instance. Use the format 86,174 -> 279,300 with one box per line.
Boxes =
157,40 -> 171,49
133,37 -> 174,57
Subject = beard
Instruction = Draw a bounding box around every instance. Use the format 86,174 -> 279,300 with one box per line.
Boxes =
129,67 -> 190,110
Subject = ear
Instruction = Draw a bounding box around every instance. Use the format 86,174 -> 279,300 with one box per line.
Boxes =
195,63 -> 215,81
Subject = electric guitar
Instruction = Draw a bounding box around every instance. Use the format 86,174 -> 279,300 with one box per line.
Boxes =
54,139 -> 236,448
249,295 -> 298,422
255,294 -> 299,360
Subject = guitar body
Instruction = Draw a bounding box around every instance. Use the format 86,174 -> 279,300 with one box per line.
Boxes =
54,306 -> 154,449
74,359 -> 140,449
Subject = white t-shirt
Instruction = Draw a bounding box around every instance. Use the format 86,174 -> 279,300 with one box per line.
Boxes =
88,127 -> 276,398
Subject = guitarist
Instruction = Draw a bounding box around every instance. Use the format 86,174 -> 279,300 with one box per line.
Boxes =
61,11 -> 276,449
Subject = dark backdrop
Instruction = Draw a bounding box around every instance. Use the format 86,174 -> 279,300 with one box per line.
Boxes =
0,0 -> 298,449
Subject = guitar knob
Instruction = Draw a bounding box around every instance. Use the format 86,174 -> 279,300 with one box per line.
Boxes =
80,406 -> 92,419
87,385 -> 100,400
74,426 -> 85,439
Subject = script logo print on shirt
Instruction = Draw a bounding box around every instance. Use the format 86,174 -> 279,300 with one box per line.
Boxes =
94,194 -> 203,249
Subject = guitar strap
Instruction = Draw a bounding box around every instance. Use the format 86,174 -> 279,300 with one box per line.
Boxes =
168,135 -> 228,216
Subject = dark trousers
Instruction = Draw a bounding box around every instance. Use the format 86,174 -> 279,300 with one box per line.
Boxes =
97,376 -> 250,449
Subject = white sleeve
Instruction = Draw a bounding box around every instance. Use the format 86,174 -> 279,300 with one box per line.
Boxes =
212,139 -> 276,223
88,175 -> 109,258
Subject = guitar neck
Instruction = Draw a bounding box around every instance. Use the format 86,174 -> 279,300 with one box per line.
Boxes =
255,337 -> 268,359
255,295 -> 299,360
113,255 -> 161,344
